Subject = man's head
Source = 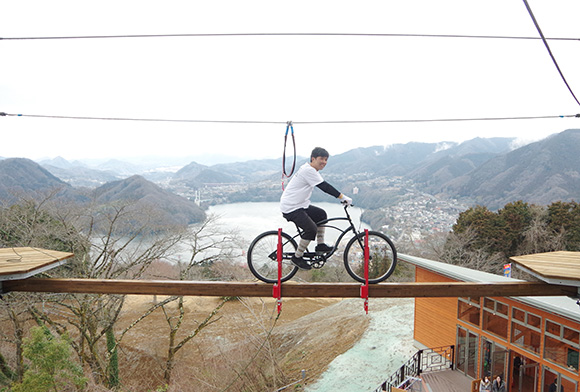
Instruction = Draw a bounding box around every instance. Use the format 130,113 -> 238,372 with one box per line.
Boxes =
310,147 -> 329,161
310,147 -> 329,171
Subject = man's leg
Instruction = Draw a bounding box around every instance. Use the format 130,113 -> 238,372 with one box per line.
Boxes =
283,209 -> 317,269
305,206 -> 332,252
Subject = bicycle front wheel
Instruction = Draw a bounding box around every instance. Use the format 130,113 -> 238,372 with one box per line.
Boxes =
344,231 -> 397,284
247,231 -> 299,284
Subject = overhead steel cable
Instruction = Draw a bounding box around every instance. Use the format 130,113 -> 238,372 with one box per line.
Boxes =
522,0 -> 580,108
1,32 -> 579,42
1,112 -> 578,124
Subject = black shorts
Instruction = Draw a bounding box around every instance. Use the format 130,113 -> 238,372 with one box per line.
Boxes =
282,205 -> 327,241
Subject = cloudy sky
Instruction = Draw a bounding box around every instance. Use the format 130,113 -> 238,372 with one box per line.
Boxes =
1,0 -> 579,164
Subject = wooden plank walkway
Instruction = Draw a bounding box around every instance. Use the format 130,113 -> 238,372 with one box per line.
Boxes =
421,370 -> 473,392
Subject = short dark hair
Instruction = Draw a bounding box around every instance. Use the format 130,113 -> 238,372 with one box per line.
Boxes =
311,147 -> 329,161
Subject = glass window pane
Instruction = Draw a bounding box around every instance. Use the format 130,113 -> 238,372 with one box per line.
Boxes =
511,322 -> 541,355
457,328 -> 467,373
546,320 -> 561,336
542,368 -> 558,392
496,302 -> 508,316
467,332 -> 478,379
483,310 -> 508,340
484,298 -> 495,310
563,327 -> 580,345
458,300 -> 480,326
545,335 -> 579,370
528,313 -> 541,329
513,307 -> 526,323
561,375 -> 578,392
568,349 -> 579,371
471,297 -> 481,305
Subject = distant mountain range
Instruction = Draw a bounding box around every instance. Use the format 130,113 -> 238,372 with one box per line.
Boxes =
0,159 -> 205,226
1,129 -> 579,213
92,175 -> 205,226
443,129 -> 580,208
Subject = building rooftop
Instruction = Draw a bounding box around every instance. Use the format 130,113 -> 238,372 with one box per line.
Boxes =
0,247 -> 73,281
399,253 -> 580,323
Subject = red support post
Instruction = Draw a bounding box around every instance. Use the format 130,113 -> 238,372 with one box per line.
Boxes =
361,229 -> 369,314
272,228 -> 283,314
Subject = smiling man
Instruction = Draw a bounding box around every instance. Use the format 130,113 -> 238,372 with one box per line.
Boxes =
280,147 -> 353,270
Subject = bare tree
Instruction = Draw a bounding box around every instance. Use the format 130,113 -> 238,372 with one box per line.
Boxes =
517,205 -> 566,255
156,214 -> 242,385
1,195 -> 188,387
440,227 -> 505,274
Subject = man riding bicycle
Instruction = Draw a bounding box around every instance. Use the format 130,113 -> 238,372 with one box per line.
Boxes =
280,147 -> 353,270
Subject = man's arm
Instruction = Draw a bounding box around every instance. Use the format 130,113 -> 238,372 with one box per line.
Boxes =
316,181 -> 341,198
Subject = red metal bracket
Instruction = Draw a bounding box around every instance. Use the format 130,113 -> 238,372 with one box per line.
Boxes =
360,229 -> 369,314
272,228 -> 283,314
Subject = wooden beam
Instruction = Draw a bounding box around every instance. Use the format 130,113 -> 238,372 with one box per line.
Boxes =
2,278 -> 577,298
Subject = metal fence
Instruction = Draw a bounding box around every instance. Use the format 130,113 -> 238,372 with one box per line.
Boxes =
373,345 -> 455,392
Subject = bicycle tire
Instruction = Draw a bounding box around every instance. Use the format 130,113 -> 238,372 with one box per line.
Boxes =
343,231 -> 397,284
247,230 -> 299,284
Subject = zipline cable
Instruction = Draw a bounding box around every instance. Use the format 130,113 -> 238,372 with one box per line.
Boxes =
1,32 -> 579,42
1,112 -> 579,124
522,0 -> 580,108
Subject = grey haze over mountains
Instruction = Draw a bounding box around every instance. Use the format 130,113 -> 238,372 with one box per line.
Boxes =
1,129 -> 580,213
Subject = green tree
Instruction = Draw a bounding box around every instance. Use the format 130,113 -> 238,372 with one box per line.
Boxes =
452,205 -> 501,250
497,201 -> 533,256
11,327 -> 86,392
444,200 -> 580,275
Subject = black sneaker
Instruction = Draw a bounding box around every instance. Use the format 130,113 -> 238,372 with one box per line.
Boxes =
315,243 -> 333,253
291,256 -> 312,270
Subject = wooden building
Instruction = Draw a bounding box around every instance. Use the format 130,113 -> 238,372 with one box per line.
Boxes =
400,253 -> 580,392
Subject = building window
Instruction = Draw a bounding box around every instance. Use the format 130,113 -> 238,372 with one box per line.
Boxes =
457,326 -> 478,379
482,298 -> 509,340
458,297 -> 480,326
544,319 -> 580,372
511,307 -> 542,355
543,366 -> 578,392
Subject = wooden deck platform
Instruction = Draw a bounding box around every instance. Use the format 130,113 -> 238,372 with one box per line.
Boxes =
421,370 -> 473,392
511,250 -> 580,286
0,247 -> 74,281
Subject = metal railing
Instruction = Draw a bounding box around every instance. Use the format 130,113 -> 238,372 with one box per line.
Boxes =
373,345 -> 455,392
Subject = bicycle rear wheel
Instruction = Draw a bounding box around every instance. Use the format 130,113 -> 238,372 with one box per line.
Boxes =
343,231 -> 397,284
247,231 -> 299,284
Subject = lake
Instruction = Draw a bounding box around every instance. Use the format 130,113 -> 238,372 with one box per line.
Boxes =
207,202 -> 370,247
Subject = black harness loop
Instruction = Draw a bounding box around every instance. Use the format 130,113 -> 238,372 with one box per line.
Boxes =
282,121 -> 296,188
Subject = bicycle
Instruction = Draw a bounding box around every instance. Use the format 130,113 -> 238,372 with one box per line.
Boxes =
247,204 -> 397,284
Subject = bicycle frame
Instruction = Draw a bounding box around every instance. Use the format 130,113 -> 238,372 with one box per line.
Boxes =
282,205 -> 365,263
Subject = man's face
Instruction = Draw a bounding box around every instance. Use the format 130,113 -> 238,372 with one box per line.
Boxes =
310,156 -> 328,171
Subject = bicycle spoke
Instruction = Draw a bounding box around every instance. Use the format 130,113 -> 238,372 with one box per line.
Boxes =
247,231 -> 298,283
344,231 -> 397,283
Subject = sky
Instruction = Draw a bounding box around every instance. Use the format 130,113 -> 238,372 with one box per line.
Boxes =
1,0 -> 579,165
